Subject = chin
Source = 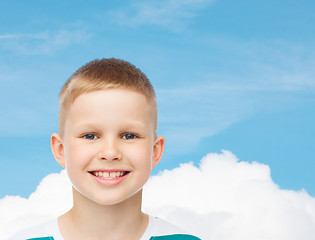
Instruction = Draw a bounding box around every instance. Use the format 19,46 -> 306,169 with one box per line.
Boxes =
87,189 -> 143,206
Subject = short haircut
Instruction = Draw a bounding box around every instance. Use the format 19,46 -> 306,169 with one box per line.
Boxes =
59,58 -> 157,136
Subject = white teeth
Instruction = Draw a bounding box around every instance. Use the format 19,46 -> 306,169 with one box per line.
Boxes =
109,172 -> 115,178
93,171 -> 125,179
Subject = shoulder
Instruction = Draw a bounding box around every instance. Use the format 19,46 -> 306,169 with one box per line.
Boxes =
142,216 -> 201,240
8,218 -> 62,240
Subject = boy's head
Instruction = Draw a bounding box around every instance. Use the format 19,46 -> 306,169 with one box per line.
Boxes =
51,58 -> 165,206
59,58 -> 157,137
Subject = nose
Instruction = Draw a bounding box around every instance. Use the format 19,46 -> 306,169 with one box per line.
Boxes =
97,137 -> 122,161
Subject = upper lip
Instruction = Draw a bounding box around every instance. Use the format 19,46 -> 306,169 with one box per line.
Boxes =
88,169 -> 130,173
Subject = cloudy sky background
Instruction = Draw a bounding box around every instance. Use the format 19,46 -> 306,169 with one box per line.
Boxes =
1,0 -> 315,239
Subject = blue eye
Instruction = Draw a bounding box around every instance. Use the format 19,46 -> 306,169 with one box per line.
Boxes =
83,134 -> 98,140
122,133 -> 136,140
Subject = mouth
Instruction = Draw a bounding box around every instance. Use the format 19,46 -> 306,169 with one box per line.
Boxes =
89,170 -> 130,180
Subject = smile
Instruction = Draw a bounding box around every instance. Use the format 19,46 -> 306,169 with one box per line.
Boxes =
89,171 -> 130,179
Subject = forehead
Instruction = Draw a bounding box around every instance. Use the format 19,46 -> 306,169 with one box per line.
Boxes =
66,89 -> 155,127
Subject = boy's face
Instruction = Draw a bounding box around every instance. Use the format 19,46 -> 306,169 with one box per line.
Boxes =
51,89 -> 164,206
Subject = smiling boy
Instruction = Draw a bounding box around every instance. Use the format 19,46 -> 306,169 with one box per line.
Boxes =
10,58 -> 201,240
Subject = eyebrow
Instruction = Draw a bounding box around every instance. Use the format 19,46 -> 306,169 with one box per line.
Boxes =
73,120 -> 146,129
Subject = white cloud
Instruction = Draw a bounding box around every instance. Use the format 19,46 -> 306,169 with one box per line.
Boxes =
1,150 -> 315,239
0,171 -> 72,239
108,0 -> 214,31
144,151 -> 315,239
0,29 -> 88,55
0,33 -> 47,40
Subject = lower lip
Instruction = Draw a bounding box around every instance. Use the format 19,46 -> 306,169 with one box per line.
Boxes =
90,173 -> 129,186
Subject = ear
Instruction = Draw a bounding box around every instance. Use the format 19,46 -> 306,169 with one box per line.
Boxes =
152,136 -> 165,169
51,133 -> 66,168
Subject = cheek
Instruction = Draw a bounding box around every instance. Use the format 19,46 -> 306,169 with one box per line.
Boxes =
126,143 -> 154,172
65,141 -> 93,170
125,144 -> 153,191
64,142 -> 91,190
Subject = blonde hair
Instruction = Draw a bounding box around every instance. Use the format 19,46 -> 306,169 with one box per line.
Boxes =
59,58 -> 157,136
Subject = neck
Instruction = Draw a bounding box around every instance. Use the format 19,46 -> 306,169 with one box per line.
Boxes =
58,187 -> 148,240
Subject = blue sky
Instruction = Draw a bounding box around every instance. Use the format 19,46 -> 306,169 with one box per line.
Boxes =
0,0 -> 314,199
